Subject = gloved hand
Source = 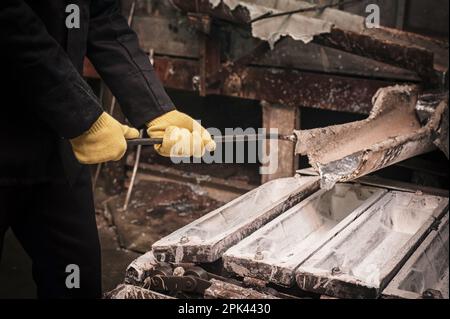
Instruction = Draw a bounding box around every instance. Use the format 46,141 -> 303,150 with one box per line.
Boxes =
146,110 -> 216,157
70,112 -> 140,164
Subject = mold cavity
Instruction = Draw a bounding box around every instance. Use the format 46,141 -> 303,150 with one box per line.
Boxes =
159,177 -> 315,244
314,192 -> 443,286
398,221 -> 449,298
232,183 -> 381,264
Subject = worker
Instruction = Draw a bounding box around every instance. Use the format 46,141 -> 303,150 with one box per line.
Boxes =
0,0 -> 215,298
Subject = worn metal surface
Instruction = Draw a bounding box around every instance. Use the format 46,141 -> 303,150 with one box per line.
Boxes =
434,100 -> 449,158
204,278 -> 278,299
223,183 -> 386,287
153,56 -> 391,114
295,85 -> 447,189
382,213 -> 449,299
125,251 -> 159,286
104,284 -> 174,299
151,176 -> 320,263
295,191 -> 449,299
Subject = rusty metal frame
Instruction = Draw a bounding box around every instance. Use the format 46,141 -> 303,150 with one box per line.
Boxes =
171,0 -> 443,84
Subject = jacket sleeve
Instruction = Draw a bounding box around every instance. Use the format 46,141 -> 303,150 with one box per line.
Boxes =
0,0 -> 103,139
87,0 -> 175,128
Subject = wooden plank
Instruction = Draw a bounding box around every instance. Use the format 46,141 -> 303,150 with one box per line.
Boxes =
151,176 -> 320,263
223,184 -> 386,286
296,191 -> 449,298
261,102 -> 299,183
382,213 -> 449,299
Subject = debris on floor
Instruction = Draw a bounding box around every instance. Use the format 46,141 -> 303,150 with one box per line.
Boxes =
100,179 -> 225,254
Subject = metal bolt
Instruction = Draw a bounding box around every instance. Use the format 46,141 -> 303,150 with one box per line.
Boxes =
180,236 -> 189,244
254,251 -> 264,260
331,266 -> 342,275
173,266 -> 185,277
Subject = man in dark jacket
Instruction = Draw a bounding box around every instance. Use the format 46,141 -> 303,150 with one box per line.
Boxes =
0,0 -> 215,298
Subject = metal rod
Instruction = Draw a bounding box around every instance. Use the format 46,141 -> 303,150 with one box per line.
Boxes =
123,129 -> 143,211
92,83 -> 106,190
127,133 -> 296,146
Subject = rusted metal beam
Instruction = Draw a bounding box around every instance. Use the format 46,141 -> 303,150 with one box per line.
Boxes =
152,56 -> 394,114
84,54 -> 395,115
221,65 -> 393,114
171,0 -> 439,83
314,29 -> 435,83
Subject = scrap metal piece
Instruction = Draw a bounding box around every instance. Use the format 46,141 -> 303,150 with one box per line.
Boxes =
125,251 -> 159,286
295,191 -> 449,299
382,213 -> 449,299
152,176 -> 320,263
145,272 -> 212,294
104,284 -> 174,299
204,279 -> 278,299
294,85 -> 448,190
223,183 -> 386,286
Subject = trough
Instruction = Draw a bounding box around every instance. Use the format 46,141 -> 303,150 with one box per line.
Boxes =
152,176 -> 320,263
383,213 -> 449,299
223,183 -> 386,286
296,191 -> 448,298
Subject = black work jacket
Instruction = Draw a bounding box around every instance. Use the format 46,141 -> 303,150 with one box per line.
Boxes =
0,0 -> 175,185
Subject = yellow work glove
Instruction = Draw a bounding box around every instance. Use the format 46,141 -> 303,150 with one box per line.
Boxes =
70,112 -> 140,164
146,110 -> 216,157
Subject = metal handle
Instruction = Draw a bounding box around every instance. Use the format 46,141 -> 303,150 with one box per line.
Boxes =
127,137 -> 163,146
